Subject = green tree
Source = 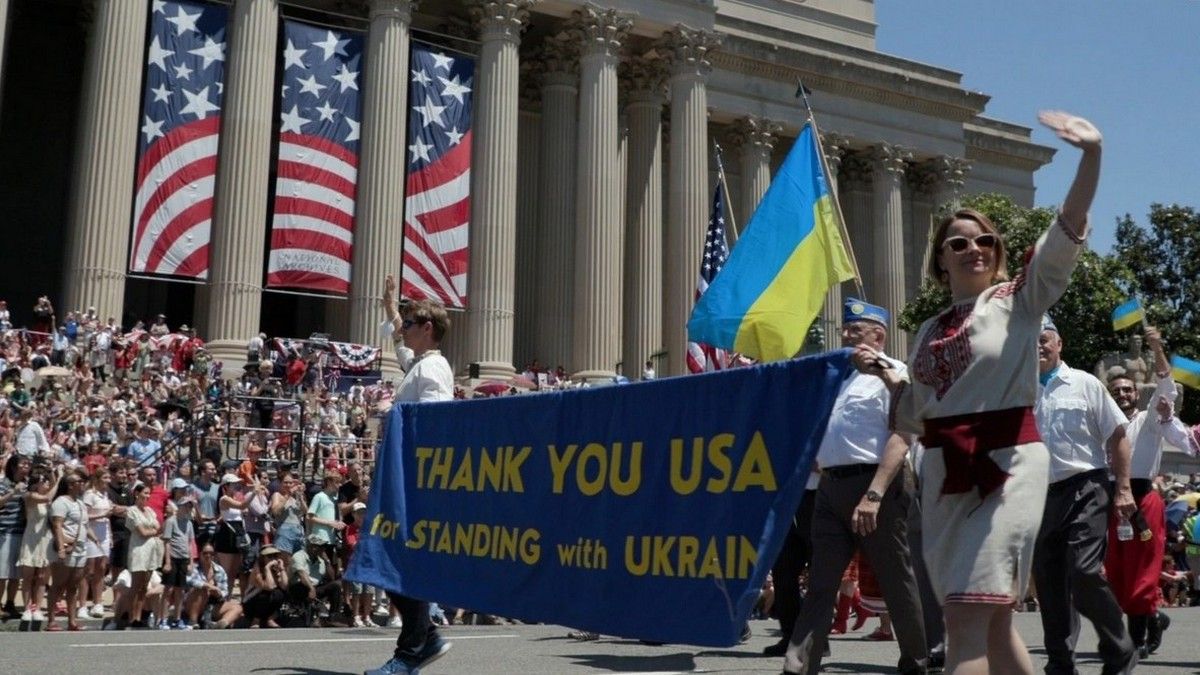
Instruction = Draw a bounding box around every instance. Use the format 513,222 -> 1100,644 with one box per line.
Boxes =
898,193 -> 1131,374
1114,204 -> 1200,421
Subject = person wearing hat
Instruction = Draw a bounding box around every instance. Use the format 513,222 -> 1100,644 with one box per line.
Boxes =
237,540 -> 287,628
345,502 -> 374,628
1033,314 -> 1138,674
1102,326 -> 1194,658
159,496 -> 196,629
289,533 -> 342,626
214,473 -> 253,590
149,315 -> 169,338
781,299 -> 927,674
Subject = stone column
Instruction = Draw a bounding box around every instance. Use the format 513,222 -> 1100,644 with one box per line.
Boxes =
63,0 -> 145,322
461,0 -> 532,380
931,155 -> 971,214
728,115 -> 780,230
620,57 -> 665,380
911,155 -> 970,298
512,60 -> 541,370
568,6 -> 630,380
532,35 -> 578,372
205,0 -> 280,375
839,151 -> 873,300
871,143 -> 911,359
0,0 -> 11,112
344,0 -> 415,375
661,26 -> 720,375
820,132 -> 850,342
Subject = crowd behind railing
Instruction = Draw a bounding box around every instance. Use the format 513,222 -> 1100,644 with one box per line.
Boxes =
0,297 -> 443,631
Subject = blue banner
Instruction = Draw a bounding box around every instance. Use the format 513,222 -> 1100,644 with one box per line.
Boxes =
347,351 -> 853,646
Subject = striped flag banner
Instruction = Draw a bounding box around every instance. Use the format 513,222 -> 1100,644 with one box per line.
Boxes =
266,20 -> 365,294
400,43 -> 474,309
129,0 -> 228,279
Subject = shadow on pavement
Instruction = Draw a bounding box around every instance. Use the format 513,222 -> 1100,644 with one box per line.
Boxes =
250,669 -> 353,675
561,652 -> 697,672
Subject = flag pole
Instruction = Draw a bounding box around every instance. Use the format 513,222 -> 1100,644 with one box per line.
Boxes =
712,141 -> 740,246
795,79 -> 865,299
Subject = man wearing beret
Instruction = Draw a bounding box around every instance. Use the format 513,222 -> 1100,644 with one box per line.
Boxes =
784,299 -> 928,675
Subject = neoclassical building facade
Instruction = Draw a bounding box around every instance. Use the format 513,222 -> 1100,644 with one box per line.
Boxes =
0,0 -> 1053,378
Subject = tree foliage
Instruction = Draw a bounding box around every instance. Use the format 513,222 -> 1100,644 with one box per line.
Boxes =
898,193 -> 1130,377
1114,204 -> 1200,421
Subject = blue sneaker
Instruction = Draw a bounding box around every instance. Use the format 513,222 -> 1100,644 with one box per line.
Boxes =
412,636 -> 452,671
363,657 -> 413,675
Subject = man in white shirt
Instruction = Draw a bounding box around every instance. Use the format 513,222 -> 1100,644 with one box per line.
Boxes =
14,407 -> 50,458
783,299 -> 927,675
1034,316 -> 1137,675
1103,326 -> 1193,659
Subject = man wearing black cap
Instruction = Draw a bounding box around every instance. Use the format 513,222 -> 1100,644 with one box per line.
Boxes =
782,298 -> 927,675
1033,315 -> 1137,674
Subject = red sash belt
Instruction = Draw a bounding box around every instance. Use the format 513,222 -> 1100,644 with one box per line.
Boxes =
921,406 -> 1041,499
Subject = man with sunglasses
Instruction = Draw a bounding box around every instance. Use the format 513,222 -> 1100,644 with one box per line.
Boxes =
1033,315 -> 1137,675
1103,326 -> 1193,659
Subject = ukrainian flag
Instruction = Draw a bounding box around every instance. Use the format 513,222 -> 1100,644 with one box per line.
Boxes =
1111,298 -> 1145,331
1171,355 -> 1200,389
687,123 -> 856,362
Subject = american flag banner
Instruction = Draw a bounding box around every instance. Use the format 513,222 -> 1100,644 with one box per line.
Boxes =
267,21 -> 365,294
400,43 -> 475,308
686,183 -> 731,373
129,0 -> 228,279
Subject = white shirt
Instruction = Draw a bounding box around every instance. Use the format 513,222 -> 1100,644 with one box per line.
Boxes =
395,346 -> 454,403
1126,374 -> 1195,479
815,355 -> 905,468
15,420 -> 50,457
1035,363 -> 1127,483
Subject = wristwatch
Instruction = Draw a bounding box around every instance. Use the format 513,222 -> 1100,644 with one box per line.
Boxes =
865,489 -> 883,503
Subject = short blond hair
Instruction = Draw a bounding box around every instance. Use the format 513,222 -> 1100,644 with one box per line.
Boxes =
403,299 -> 450,342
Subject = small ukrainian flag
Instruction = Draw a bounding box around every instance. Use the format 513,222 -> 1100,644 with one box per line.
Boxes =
1171,355 -> 1200,389
1111,298 -> 1145,332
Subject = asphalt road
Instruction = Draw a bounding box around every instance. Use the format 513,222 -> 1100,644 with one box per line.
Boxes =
3,611 -> 1199,674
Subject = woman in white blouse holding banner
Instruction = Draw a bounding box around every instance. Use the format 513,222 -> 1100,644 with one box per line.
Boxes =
364,274 -> 453,675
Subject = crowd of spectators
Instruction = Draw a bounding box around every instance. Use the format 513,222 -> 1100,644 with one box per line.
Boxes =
0,297 -> 410,631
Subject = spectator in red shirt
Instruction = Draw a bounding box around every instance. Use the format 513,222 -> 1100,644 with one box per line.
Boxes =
344,502 -> 371,627
139,467 -> 168,525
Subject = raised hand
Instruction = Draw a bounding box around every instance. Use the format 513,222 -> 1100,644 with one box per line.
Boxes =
1038,110 -> 1102,151
1144,325 -> 1162,351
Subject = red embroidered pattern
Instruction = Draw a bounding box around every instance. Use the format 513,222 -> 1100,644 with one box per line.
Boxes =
913,304 -> 975,399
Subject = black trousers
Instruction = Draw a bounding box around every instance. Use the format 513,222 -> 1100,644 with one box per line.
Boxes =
786,469 -> 927,675
1033,469 -> 1134,674
770,489 -> 815,640
906,474 -> 944,652
387,591 -> 438,660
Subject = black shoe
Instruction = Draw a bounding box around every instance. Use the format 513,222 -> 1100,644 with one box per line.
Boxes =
413,636 -> 451,669
1137,646 -> 1149,660
928,645 -> 946,672
1147,610 -> 1169,654
763,640 -> 787,657
567,630 -> 600,641
739,623 -> 752,644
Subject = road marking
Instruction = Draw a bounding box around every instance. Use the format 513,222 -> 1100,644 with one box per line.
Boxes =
71,634 -> 519,649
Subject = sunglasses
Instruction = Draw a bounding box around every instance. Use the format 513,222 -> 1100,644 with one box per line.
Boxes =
401,318 -> 427,329
942,233 -> 997,253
